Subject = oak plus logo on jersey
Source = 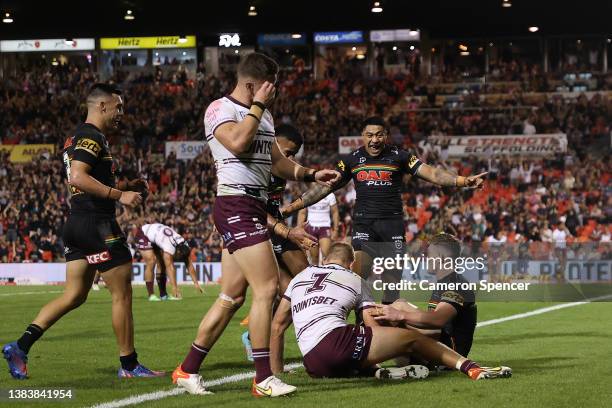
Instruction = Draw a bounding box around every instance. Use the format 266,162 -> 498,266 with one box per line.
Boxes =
86,250 -> 111,265
356,169 -> 393,186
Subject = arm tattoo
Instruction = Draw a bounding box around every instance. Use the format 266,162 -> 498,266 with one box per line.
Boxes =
418,164 -> 457,187
301,184 -> 334,207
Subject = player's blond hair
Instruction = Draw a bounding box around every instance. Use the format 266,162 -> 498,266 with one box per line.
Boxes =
429,232 -> 461,258
324,242 -> 355,265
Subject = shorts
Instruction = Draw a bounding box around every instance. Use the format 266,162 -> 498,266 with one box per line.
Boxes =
271,233 -> 301,256
305,225 -> 331,241
135,228 -> 153,251
352,217 -> 405,255
213,195 -> 270,254
303,324 -> 373,378
63,214 -> 132,272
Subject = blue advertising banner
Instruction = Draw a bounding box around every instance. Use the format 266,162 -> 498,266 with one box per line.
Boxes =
314,31 -> 364,44
257,33 -> 307,46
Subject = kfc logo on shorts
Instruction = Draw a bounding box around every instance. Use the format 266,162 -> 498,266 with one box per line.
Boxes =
86,250 -> 111,265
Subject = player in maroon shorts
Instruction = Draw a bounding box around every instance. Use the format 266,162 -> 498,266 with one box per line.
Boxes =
270,243 -> 511,381
297,191 -> 339,265
172,53 -> 339,397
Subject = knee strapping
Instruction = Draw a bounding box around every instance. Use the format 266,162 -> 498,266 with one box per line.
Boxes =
217,293 -> 243,310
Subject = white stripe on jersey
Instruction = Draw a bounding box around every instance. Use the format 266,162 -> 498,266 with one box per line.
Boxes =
306,193 -> 337,227
204,96 -> 275,201
284,263 -> 374,355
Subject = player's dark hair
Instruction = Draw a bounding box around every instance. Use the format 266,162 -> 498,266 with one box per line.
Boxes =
275,124 -> 303,149
88,83 -> 122,99
237,52 -> 279,80
362,116 -> 386,131
429,233 -> 461,258
174,242 -> 191,264
324,242 -> 355,266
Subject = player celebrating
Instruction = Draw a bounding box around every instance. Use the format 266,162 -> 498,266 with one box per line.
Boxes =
171,53 -> 339,397
135,222 -> 203,301
270,242 -> 511,380
281,116 -> 487,302
297,192 -> 339,265
374,233 -> 477,359
2,83 -> 163,380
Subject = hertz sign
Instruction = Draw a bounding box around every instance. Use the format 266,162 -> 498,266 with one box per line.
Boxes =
100,36 -> 196,50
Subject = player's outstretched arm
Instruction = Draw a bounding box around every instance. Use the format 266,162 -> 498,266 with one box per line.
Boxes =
372,303 -> 456,329
416,163 -> 488,189
270,141 -> 341,185
270,298 -> 293,375
280,178 -> 349,217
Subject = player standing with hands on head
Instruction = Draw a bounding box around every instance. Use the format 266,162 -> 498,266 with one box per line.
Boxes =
2,83 -> 164,380
172,53 -> 340,397
281,117 -> 487,303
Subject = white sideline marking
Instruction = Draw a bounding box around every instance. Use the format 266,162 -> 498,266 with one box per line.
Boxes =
90,363 -> 303,408
90,295 -> 612,408
0,290 -> 62,297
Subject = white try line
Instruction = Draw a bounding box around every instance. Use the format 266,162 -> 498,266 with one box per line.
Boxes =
91,295 -> 612,408
0,290 -> 63,297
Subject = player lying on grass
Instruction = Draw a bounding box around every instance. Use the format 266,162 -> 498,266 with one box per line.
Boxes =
374,233 -> 477,360
270,242 -> 511,380
135,222 -> 203,300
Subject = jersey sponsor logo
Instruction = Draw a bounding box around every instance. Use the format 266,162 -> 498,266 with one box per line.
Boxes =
353,232 -> 370,241
305,272 -> 331,295
356,169 -> 393,186
247,139 -> 273,155
408,155 -> 419,169
359,156 -> 366,163
337,160 -> 346,172
85,250 -> 111,265
75,138 -> 102,157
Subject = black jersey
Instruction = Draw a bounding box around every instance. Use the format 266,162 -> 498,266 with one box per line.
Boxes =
62,123 -> 117,216
335,145 -> 422,219
266,174 -> 286,219
428,273 -> 477,356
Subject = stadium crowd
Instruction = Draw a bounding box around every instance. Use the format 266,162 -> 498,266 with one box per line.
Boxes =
0,62 -> 610,263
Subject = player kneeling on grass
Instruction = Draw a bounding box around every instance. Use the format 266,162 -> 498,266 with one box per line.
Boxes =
374,233 -> 477,365
270,242 -> 511,381
136,222 -> 203,300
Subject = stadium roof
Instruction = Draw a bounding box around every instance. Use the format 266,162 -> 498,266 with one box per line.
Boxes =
0,0 -> 609,40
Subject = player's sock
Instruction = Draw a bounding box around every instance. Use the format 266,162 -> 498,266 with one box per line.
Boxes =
181,343 -> 209,374
457,358 -> 480,375
120,350 -> 139,371
16,324 -> 44,354
157,276 -> 168,297
252,348 -> 273,383
145,281 -> 155,296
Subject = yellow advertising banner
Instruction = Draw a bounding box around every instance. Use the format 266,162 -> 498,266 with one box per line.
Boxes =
100,35 -> 196,50
0,144 -> 56,163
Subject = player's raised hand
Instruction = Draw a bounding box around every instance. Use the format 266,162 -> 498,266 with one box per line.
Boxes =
253,81 -> 276,107
128,178 -> 149,192
287,226 -> 317,251
463,172 -> 488,189
315,169 -> 341,187
119,191 -> 142,208
372,304 -> 406,323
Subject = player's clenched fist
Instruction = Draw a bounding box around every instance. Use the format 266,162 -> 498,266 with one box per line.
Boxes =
315,169 -> 341,187
287,226 -> 318,251
119,191 -> 142,207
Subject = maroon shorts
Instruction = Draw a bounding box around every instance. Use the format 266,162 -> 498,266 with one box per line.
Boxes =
303,324 -> 373,378
135,228 -> 153,251
305,225 -> 331,241
213,195 -> 270,254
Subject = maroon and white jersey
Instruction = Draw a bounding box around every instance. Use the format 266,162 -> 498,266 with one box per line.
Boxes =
283,263 -> 375,355
141,223 -> 184,255
204,96 -> 275,202
306,192 -> 336,227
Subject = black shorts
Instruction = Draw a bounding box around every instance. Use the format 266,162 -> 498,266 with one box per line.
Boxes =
63,214 -> 132,272
352,217 -> 405,255
271,233 -> 301,256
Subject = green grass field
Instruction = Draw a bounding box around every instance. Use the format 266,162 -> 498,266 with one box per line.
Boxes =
1,285 -> 611,408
